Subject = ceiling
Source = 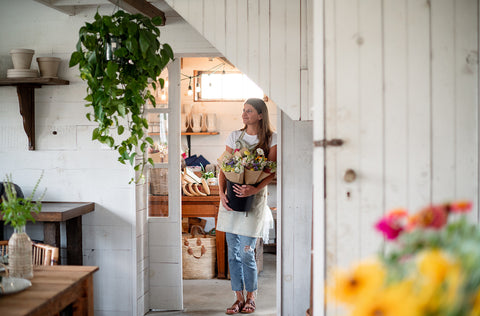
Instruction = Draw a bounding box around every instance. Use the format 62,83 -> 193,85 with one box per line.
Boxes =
33,0 -> 180,23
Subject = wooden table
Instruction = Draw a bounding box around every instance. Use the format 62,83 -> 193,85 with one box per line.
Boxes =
149,195 -> 228,279
0,202 -> 95,265
0,265 -> 99,316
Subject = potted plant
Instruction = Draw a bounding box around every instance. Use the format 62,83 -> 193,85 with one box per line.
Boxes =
69,10 -> 174,182
1,174 -> 45,279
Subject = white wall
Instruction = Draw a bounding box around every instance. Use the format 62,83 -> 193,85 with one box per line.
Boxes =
0,1 -> 217,315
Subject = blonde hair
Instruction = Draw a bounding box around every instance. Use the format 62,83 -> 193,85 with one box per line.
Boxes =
242,98 -> 273,156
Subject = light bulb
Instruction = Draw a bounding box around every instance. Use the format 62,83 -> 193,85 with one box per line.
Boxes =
187,85 -> 193,96
196,82 -> 201,92
165,80 -> 169,88
161,93 -> 166,101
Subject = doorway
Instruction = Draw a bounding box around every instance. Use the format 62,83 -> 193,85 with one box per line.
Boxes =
145,56 -> 278,315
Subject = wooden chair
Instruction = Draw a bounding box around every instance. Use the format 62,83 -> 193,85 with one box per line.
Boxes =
0,240 -> 8,256
32,242 -> 59,266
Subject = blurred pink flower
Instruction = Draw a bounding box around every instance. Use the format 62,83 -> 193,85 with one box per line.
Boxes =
450,200 -> 472,214
375,209 -> 408,240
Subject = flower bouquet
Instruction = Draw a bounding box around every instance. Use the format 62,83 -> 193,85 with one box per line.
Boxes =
217,147 -> 276,212
327,200 -> 480,316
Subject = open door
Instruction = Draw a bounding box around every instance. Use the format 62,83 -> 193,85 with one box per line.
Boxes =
147,58 -> 183,311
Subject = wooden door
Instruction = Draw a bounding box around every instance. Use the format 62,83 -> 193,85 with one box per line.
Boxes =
147,58 -> 183,311
323,0 -> 478,314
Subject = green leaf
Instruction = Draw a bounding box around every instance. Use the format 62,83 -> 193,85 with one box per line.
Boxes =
106,62 -> 118,78
145,137 -> 154,145
162,43 -> 174,60
152,16 -> 164,26
69,51 -> 83,67
118,125 -> 125,135
139,31 -> 149,57
92,128 -> 100,140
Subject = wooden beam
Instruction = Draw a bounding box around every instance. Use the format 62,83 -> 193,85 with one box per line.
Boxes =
108,0 -> 166,25
33,0 -> 76,15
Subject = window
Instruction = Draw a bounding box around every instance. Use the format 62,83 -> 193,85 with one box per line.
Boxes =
194,71 -> 264,101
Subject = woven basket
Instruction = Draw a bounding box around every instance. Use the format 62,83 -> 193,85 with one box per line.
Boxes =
150,168 -> 168,196
182,225 -> 216,279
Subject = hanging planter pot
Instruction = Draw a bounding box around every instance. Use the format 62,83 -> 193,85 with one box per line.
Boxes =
8,226 -> 33,279
69,10 -> 174,183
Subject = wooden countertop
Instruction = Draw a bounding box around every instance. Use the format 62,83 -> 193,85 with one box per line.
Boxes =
0,265 -> 98,315
0,202 -> 95,222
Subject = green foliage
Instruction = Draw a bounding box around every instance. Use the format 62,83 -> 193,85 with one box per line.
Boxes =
69,10 -> 174,182
1,174 -> 46,230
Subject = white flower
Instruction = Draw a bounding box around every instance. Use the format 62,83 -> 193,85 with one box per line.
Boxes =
256,148 -> 264,156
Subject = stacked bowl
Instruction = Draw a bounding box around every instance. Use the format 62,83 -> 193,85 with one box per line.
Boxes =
7,49 -> 38,78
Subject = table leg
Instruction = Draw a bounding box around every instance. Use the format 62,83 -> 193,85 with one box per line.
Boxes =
67,216 -> 83,265
216,230 -> 227,279
72,274 -> 94,316
44,222 -> 61,264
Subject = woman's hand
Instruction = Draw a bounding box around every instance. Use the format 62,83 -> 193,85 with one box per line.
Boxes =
220,192 -> 235,211
233,184 -> 258,197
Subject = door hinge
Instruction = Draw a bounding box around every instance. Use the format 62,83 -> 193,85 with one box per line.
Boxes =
314,139 -> 344,147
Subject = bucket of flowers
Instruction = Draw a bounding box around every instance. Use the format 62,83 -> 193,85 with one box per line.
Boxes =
327,200 -> 480,316
218,147 -> 276,212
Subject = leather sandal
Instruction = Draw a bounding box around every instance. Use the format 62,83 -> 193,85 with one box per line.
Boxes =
226,300 -> 245,315
241,298 -> 256,314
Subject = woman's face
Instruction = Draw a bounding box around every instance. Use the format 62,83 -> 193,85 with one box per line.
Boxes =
242,103 -> 262,125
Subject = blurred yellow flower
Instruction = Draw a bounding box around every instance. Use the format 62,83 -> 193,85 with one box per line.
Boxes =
416,249 -> 462,313
351,280 -> 421,316
470,290 -> 480,316
328,259 -> 385,305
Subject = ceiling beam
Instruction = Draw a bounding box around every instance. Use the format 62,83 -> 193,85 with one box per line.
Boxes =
107,0 -> 165,25
33,0 -> 76,15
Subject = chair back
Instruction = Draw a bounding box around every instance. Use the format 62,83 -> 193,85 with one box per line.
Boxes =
32,242 -> 59,266
0,240 -> 7,256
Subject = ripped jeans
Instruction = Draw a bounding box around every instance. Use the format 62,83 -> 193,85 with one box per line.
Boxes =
225,232 -> 258,292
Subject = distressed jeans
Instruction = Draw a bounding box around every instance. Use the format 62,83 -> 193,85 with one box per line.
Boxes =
225,232 -> 258,292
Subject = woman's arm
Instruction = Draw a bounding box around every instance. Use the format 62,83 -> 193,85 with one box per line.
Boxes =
219,146 -> 234,211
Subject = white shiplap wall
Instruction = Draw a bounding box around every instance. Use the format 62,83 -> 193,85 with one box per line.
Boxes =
324,0 -> 478,314
0,1 -> 218,315
165,0 -> 308,121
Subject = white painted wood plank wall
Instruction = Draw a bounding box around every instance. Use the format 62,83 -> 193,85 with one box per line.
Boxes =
324,1 -> 478,315
166,0 -> 308,121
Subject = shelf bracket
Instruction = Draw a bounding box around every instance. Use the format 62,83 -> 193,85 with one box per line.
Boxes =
17,84 -> 40,150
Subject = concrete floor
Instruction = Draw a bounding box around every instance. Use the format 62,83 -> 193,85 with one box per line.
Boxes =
149,253 -> 277,315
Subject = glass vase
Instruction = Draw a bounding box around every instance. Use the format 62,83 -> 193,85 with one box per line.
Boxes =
8,225 -> 33,279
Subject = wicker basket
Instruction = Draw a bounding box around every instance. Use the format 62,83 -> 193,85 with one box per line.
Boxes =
182,225 -> 216,279
150,168 -> 168,196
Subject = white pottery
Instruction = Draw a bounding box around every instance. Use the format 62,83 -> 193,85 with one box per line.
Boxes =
207,113 -> 217,132
10,49 -> 35,69
7,69 -> 39,78
37,57 -> 61,78
181,114 -> 187,132
200,113 -> 208,132
192,114 -> 202,133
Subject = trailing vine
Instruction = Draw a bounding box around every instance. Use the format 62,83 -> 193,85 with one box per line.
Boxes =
69,10 -> 174,182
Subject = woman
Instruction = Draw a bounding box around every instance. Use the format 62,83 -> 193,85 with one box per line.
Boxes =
216,98 -> 277,314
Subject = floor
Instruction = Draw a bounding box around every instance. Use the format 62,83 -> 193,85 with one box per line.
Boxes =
149,253 -> 277,316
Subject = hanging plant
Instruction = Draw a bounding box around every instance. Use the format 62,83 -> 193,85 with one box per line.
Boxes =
69,10 -> 174,182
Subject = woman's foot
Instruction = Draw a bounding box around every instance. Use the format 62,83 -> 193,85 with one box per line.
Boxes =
226,300 -> 245,315
241,298 -> 256,314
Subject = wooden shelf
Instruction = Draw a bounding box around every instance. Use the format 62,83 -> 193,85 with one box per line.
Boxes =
0,77 -> 70,150
181,132 -> 219,136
